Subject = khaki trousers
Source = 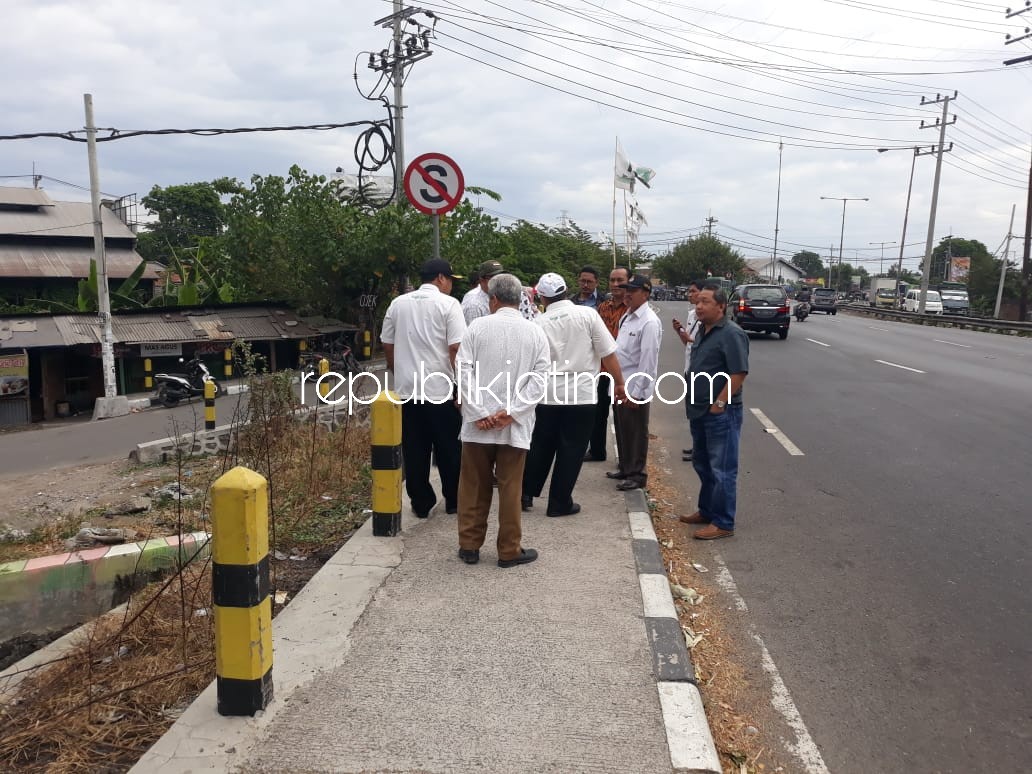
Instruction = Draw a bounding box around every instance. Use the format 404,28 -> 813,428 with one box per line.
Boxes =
457,442 -> 526,561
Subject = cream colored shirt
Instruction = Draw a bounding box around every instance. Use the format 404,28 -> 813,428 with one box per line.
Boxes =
535,299 -> 617,405
456,308 -> 550,449
616,303 -> 662,402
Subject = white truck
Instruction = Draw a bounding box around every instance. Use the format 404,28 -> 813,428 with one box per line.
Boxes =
868,277 -> 899,309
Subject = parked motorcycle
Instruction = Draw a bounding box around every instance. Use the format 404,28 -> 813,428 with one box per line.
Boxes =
300,345 -> 363,380
794,301 -> 810,322
154,356 -> 219,407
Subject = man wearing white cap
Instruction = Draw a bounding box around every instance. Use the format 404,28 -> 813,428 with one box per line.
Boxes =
522,273 -> 626,516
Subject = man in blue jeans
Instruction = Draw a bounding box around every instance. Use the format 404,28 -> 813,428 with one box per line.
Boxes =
679,284 -> 749,539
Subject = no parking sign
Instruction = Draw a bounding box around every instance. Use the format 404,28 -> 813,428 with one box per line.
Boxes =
403,152 -> 465,215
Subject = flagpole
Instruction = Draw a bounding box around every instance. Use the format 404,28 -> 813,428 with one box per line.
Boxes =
623,189 -> 630,268
612,136 -> 618,269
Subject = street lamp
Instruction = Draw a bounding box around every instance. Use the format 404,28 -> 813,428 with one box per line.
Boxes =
820,196 -> 869,292
878,147 -> 920,306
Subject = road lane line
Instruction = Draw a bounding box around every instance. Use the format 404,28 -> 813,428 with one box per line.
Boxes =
805,338 -> 830,347
867,325 -> 890,331
710,556 -> 830,774
749,408 -> 804,456
874,359 -> 926,374
933,339 -> 972,348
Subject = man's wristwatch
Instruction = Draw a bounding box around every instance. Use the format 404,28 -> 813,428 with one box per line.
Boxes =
714,399 -> 727,409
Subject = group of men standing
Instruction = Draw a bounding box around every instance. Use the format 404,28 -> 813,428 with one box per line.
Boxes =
380,257 -> 748,568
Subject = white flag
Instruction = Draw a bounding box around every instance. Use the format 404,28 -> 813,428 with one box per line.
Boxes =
615,140 -> 635,191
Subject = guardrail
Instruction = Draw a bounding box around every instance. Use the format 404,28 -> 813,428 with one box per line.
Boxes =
840,304 -> 1032,336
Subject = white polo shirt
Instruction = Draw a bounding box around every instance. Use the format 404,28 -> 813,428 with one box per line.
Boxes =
535,299 -> 617,405
616,303 -> 662,402
381,283 -> 466,401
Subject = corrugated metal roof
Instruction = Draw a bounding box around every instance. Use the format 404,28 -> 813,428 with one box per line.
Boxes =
0,200 -> 134,240
0,187 -> 55,207
0,244 -> 157,279
0,317 -> 66,348
52,316 -> 101,345
112,315 -> 199,345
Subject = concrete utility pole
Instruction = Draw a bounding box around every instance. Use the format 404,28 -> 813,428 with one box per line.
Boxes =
995,204 -> 1016,319
705,214 -> 718,236
1002,5 -> 1032,319
771,139 -> 783,284
870,241 -> 896,276
391,0 -> 405,199
917,92 -> 957,314
84,95 -> 128,419
821,196 -> 868,291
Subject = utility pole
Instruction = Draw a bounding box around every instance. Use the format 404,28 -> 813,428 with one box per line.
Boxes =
917,92 -> 957,314
870,241 -> 896,276
371,3 -> 435,202
84,94 -> 125,418
705,214 -> 718,237
821,196 -> 868,292
771,139 -> 783,284
995,204 -> 1016,319
1002,4 -> 1032,319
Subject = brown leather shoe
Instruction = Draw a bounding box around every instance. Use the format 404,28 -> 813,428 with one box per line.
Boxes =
678,511 -> 708,525
693,524 -> 734,540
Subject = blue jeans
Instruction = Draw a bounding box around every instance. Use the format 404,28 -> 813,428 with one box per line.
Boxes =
689,404 -> 743,531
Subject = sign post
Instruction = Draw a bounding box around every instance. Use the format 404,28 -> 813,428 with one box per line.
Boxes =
403,152 -> 465,259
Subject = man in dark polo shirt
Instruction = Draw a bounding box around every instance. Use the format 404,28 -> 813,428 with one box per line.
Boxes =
678,284 -> 749,539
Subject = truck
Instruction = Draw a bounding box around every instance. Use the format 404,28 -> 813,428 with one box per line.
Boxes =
935,281 -> 969,315
869,277 -> 898,309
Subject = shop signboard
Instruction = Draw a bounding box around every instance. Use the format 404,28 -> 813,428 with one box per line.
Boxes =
0,350 -> 29,397
140,343 -> 183,358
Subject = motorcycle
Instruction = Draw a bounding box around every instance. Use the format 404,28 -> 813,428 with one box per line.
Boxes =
794,301 -> 810,322
154,356 -> 219,407
300,345 -> 363,380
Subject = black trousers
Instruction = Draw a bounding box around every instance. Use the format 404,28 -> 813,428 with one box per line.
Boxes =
613,401 -> 651,486
588,377 -> 612,458
401,400 -> 462,515
523,404 -> 596,511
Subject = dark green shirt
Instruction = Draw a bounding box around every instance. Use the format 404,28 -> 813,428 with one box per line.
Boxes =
685,317 -> 749,420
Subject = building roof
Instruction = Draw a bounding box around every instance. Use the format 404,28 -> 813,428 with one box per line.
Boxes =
0,244 -> 158,279
0,307 -> 346,349
0,187 -> 55,208
745,258 -> 803,278
0,199 -> 135,241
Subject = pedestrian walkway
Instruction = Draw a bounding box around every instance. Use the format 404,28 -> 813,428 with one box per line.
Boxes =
135,458 -> 718,773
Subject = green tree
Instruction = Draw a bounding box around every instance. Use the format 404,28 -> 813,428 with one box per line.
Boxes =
790,250 -> 824,278
651,235 -> 746,287
929,237 -> 998,309
136,178 -> 242,264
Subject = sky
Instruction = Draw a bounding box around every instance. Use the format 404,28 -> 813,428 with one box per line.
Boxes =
3,0 -> 1031,277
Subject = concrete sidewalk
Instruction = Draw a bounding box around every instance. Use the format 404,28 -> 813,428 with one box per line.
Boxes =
134,459 -> 719,773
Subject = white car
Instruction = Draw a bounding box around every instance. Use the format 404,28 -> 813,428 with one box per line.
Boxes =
903,289 -> 943,314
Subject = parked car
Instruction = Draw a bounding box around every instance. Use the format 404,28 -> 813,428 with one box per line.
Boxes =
903,289 -> 944,314
728,284 -> 790,339
811,288 -> 838,314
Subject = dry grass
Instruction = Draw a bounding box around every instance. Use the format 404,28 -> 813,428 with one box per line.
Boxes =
647,468 -> 791,774
0,371 -> 373,773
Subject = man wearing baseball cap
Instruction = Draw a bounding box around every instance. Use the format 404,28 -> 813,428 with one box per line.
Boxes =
461,259 -> 505,324
609,274 -> 662,491
522,273 -> 626,516
381,258 -> 466,518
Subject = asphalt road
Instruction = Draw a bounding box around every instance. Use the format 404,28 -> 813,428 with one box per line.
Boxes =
649,302 -> 1032,772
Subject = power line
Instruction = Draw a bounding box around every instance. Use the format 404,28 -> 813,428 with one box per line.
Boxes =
0,121 -> 385,143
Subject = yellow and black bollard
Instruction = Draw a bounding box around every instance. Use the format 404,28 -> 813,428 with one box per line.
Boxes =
317,357 -> 330,401
223,347 -> 233,380
211,466 -> 273,716
204,379 -> 216,430
143,358 -> 153,390
298,339 -> 307,367
362,329 -> 371,360
370,391 -> 402,536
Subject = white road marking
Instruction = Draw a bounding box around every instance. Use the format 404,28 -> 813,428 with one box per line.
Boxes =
805,338 -> 829,347
874,359 -> 926,374
933,339 -> 972,348
749,408 -> 804,456
711,556 -> 829,773
867,325 -> 890,331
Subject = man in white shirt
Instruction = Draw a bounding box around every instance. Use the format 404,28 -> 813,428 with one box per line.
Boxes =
609,274 -> 662,491
461,259 -> 504,324
671,279 -> 704,463
381,258 -> 467,518
522,272 -> 626,517
455,273 -> 550,568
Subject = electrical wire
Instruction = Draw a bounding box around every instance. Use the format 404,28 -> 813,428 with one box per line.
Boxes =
0,121 -> 387,143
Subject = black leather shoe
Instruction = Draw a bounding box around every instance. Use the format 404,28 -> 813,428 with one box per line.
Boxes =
546,503 -> 581,517
521,495 -> 533,511
682,450 -> 693,462
583,452 -> 606,462
616,479 -> 642,491
605,471 -> 627,480
458,548 -> 480,564
682,448 -> 692,455
498,548 -> 539,568
446,504 -> 458,515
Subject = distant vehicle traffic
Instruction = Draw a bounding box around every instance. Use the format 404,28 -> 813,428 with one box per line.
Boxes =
728,284 -> 791,339
811,288 -> 838,314
903,289 -> 944,314
936,282 -> 969,315
868,277 -> 899,309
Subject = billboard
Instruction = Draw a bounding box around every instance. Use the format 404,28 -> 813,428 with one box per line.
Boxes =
948,257 -> 970,283
0,350 -> 29,397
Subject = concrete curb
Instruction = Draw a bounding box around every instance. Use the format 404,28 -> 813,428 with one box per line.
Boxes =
624,488 -> 722,774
